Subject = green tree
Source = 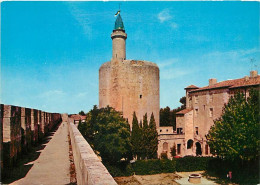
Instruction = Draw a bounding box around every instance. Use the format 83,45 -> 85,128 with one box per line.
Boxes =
78,105 -> 132,164
81,105 -> 99,144
179,96 -> 186,109
79,110 -> 86,116
170,143 -> 176,157
206,89 -> 260,161
131,112 -> 142,159
141,113 -> 149,159
147,113 -> 158,159
160,96 -> 186,129
160,106 -> 171,126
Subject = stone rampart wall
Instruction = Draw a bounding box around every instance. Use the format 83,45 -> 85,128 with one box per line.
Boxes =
68,120 -> 117,185
0,104 -> 62,174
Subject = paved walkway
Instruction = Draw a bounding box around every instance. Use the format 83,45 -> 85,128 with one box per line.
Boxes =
11,121 -> 70,185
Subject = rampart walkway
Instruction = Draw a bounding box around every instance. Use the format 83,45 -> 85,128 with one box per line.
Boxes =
11,121 -> 70,185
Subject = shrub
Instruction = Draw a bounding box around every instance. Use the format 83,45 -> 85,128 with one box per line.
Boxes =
160,152 -> 168,159
104,161 -> 133,177
175,156 -> 212,172
130,159 -> 175,175
105,159 -> 176,177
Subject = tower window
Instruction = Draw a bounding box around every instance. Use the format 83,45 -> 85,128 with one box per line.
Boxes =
195,109 -> 198,117
209,108 -> 213,117
140,95 -> 142,99
195,127 -> 198,135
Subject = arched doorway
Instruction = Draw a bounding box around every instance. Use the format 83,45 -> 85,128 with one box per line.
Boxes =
195,142 -> 202,156
187,139 -> 193,149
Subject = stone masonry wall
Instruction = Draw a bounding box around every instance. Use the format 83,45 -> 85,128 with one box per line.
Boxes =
99,59 -> 160,128
0,104 -> 61,173
68,119 -> 117,185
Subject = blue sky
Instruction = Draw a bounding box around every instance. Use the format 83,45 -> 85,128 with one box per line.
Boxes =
1,1 -> 259,114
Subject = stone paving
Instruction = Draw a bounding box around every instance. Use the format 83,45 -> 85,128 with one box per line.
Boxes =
175,171 -> 217,185
10,121 -> 70,185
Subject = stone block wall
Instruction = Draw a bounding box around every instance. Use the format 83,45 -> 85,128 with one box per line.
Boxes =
2,105 -> 22,168
0,104 -> 61,173
99,59 -> 160,129
68,120 -> 117,185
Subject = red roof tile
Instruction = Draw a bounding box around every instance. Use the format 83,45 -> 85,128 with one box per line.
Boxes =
185,85 -> 199,89
70,114 -> 87,121
176,108 -> 192,115
190,76 -> 260,93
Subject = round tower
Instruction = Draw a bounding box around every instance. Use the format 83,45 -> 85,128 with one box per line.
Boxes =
111,14 -> 127,61
99,12 -> 160,129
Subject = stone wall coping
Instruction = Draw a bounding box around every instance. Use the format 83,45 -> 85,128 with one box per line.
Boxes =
69,122 -> 117,185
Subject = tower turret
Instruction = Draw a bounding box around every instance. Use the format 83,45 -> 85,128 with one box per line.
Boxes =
111,14 -> 127,61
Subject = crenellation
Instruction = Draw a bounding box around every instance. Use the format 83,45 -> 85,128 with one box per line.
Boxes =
1,104 -> 62,173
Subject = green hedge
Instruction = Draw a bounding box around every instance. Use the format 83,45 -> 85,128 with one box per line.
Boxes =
105,157 -> 214,177
175,156 -> 212,172
104,159 -> 176,177
131,159 -> 176,175
105,157 -> 259,184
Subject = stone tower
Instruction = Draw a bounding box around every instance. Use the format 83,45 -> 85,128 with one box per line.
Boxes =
99,13 -> 160,128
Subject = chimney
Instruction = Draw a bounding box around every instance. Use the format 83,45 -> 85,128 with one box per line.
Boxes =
209,78 -> 217,86
250,70 -> 258,78
244,76 -> 249,81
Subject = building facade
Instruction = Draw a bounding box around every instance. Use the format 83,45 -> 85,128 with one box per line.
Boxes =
158,71 -> 260,158
99,13 -> 160,128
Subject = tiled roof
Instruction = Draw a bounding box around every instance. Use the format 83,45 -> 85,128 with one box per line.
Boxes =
190,76 -> 260,93
185,85 -> 199,89
70,114 -> 86,121
176,108 -> 192,115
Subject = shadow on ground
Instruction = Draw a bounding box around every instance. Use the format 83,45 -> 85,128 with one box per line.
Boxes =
2,122 -> 61,184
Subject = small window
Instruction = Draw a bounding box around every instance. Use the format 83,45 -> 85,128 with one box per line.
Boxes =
209,108 -> 213,117
166,129 -> 168,132
177,144 -> 181,154
160,129 -> 162,132
140,95 -> 142,99
177,128 -> 183,134
203,105 -> 205,110
195,109 -> 198,117
195,127 -> 198,135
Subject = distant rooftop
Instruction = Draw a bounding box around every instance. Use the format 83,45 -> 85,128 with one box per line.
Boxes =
190,73 -> 260,93
185,85 -> 199,89
176,108 -> 192,115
